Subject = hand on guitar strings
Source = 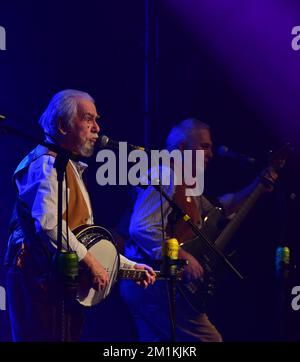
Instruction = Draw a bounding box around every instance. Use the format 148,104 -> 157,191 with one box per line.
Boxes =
134,263 -> 156,288
178,248 -> 204,283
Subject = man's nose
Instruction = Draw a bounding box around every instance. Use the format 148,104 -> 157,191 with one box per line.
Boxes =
92,119 -> 100,133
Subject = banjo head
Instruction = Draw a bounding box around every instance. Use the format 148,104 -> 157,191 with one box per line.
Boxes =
74,225 -> 120,307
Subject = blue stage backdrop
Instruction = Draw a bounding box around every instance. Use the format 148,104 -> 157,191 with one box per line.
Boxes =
1,0 -> 300,341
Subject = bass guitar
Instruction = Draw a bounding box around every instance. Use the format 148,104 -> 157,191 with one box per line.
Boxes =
178,143 -> 292,312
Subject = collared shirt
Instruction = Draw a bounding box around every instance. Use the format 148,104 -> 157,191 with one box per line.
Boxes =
15,154 -> 136,268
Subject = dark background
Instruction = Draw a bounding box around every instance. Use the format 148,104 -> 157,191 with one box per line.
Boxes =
1,0 -> 300,341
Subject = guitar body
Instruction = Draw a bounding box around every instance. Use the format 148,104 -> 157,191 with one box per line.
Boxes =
73,225 -> 120,307
183,207 -> 227,253
178,207 -> 230,311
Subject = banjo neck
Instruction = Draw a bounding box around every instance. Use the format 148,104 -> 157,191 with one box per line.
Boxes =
118,268 -> 162,280
118,268 -> 183,281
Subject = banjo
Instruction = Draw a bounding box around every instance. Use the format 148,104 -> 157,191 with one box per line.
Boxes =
73,224 -> 164,307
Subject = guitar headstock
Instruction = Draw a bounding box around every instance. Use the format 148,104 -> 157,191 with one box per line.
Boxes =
268,142 -> 293,172
258,143 -> 294,188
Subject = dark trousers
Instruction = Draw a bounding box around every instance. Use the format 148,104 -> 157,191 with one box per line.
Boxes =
6,267 -> 84,342
120,279 -> 222,342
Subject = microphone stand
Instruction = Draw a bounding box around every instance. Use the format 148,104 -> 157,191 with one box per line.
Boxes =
165,212 -> 186,342
1,122 -> 79,341
148,169 -> 243,341
156,170 -> 185,342
52,149 -> 76,342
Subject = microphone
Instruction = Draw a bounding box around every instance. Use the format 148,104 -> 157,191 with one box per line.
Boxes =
217,145 -> 256,164
0,114 -> 5,120
275,246 -> 290,280
53,251 -> 79,299
161,238 -> 179,277
97,134 -> 146,152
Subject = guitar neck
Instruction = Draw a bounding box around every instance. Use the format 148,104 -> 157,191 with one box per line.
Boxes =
215,182 -> 267,251
215,143 -> 292,251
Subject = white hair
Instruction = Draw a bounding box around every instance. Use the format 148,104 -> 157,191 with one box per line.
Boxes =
39,89 -> 95,137
166,118 -> 210,151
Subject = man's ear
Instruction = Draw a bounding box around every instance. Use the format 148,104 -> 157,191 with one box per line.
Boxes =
57,117 -> 68,135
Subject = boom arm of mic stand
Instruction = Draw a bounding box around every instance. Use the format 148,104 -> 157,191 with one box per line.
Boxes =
0,123 -> 75,158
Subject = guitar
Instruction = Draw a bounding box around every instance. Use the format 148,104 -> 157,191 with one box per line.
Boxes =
74,225 -> 181,307
178,143 -> 292,312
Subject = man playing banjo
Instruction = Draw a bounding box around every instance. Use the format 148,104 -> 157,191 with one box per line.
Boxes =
5,89 -> 156,342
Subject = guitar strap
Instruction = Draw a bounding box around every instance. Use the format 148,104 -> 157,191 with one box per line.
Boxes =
166,184 -> 201,243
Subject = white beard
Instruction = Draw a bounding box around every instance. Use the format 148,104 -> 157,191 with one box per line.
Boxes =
79,140 -> 94,157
